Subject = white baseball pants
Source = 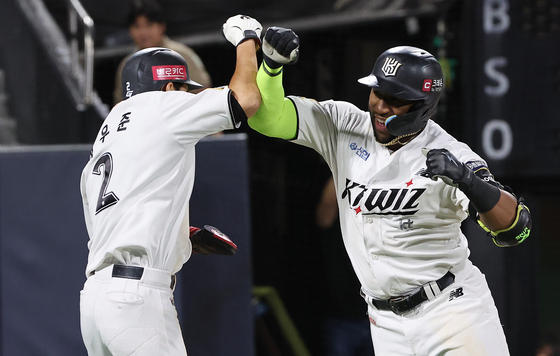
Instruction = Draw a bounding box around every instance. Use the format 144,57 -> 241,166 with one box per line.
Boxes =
80,265 -> 187,356
366,265 -> 510,356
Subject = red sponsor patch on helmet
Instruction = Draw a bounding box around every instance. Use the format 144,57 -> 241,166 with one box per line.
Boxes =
152,65 -> 187,81
422,79 -> 432,92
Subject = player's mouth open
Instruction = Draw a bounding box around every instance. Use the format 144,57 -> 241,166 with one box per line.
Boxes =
375,116 -> 388,130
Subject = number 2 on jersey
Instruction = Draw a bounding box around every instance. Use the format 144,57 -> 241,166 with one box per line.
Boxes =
92,152 -> 119,214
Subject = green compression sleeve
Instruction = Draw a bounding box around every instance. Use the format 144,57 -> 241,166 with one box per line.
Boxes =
248,62 -> 298,140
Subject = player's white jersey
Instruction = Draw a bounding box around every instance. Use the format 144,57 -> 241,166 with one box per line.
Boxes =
289,96 -> 485,298
80,88 -> 237,277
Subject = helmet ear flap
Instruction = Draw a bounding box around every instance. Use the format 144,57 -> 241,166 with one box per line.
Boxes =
410,100 -> 425,113
385,101 -> 436,137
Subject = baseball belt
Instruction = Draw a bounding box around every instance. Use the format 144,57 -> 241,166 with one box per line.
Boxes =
361,271 -> 455,315
93,264 -> 177,290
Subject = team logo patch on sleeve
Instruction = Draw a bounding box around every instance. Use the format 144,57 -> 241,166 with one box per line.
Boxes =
467,160 -> 498,184
464,160 -> 488,173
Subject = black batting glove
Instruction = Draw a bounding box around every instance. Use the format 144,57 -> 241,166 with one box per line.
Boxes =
424,148 -> 468,188
424,148 -> 501,213
262,27 -> 300,69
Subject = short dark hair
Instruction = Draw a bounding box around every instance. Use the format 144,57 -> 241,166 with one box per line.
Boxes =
171,82 -> 188,91
158,82 -> 188,91
126,0 -> 165,27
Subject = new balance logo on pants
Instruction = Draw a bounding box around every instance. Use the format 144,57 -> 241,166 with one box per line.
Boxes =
449,287 -> 464,301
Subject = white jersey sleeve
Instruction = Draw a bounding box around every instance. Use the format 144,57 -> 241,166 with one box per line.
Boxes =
288,96 -> 365,169
153,87 -> 238,146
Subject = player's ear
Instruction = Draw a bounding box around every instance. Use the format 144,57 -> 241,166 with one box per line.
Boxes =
159,22 -> 166,35
161,82 -> 175,92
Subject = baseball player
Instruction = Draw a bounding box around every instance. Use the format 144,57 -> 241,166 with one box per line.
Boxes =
79,15 -> 262,356
247,27 -> 532,355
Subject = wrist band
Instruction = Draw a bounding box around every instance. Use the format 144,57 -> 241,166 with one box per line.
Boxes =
263,56 -> 284,73
460,169 -> 501,214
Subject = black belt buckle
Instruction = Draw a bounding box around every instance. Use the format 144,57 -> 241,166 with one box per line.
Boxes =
387,294 -> 414,315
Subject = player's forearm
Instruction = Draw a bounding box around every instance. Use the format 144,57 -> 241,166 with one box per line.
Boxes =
478,190 -> 517,231
229,40 -> 261,118
247,62 -> 298,139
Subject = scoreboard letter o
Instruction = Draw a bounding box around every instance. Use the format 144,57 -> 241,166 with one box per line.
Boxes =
482,119 -> 512,160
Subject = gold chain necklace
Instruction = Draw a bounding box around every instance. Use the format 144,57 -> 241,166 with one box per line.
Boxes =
378,130 -> 421,147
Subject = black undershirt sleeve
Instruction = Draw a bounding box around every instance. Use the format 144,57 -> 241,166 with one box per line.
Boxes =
228,90 -> 247,128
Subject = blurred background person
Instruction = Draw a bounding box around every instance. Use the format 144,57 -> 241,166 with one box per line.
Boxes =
113,0 -> 211,104
536,325 -> 560,356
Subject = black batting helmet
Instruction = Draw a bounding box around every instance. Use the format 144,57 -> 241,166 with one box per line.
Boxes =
121,47 -> 204,99
358,46 -> 443,137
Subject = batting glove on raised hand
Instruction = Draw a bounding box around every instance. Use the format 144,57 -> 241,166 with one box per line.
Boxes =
262,26 -> 300,69
423,148 -> 468,188
423,148 -> 502,214
223,14 -> 262,48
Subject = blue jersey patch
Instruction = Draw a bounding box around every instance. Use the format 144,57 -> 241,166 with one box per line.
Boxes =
350,143 -> 370,161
